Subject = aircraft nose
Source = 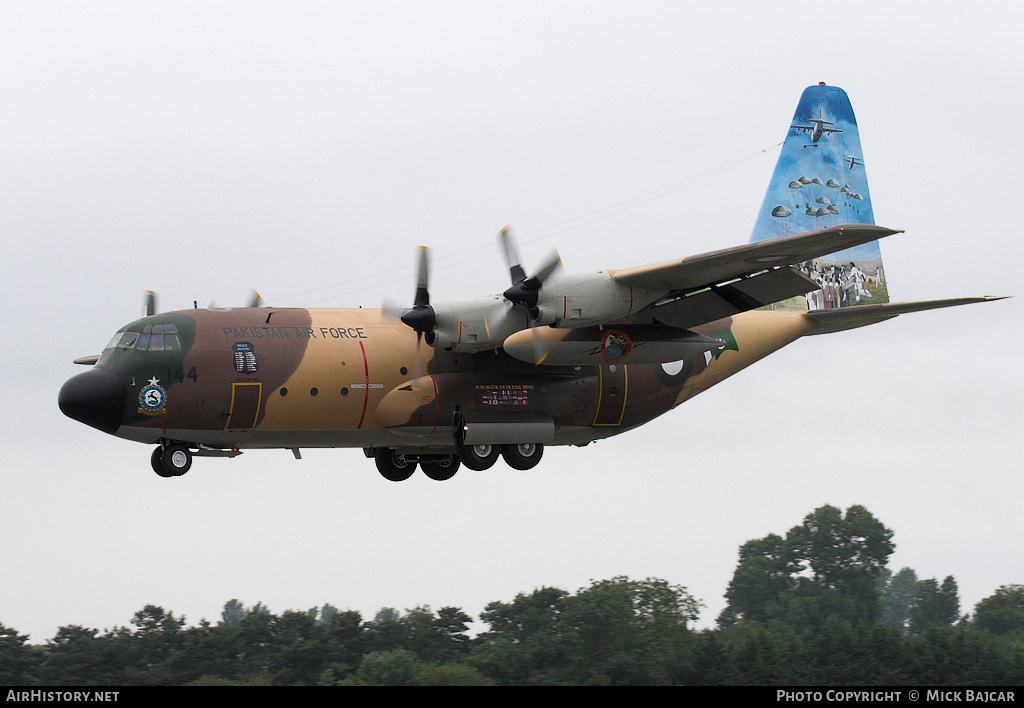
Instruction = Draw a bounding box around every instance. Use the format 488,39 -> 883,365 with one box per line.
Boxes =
58,369 -> 127,435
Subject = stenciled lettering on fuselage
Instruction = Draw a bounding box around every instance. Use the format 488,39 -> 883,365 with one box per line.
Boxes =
219,325 -> 368,340
232,342 -> 258,374
476,384 -> 533,406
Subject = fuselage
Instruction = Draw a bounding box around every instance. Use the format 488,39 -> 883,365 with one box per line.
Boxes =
58,307 -> 816,453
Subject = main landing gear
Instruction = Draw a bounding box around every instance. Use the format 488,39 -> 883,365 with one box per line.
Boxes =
374,448 -> 462,482
151,443 -> 192,478
372,442 -> 544,482
148,441 -> 545,481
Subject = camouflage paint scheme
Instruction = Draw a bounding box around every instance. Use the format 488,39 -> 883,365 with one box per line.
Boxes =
59,84 -> 1003,475
92,306 -> 811,452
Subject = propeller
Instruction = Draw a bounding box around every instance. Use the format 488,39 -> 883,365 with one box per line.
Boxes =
497,227 -> 562,364
397,247 -> 434,386
143,291 -> 158,317
392,232 -> 563,366
499,226 -> 562,314
399,247 -> 436,338
208,289 -> 265,309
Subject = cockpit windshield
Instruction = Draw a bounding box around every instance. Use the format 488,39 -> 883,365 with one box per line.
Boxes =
104,324 -> 182,352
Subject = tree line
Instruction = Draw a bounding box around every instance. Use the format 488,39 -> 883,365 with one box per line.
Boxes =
3,505 -> 1022,685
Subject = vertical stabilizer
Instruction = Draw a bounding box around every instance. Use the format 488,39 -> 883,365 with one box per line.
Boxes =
751,84 -> 888,311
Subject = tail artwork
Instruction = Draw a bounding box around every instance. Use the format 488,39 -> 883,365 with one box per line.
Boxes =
750,83 -> 887,312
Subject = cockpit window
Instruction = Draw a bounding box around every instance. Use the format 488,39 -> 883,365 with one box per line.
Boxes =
103,332 -> 137,350
102,324 -> 179,352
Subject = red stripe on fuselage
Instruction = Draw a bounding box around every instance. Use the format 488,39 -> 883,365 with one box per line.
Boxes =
357,340 -> 369,429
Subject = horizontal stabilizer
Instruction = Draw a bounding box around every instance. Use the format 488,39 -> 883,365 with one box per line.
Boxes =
805,296 -> 1008,335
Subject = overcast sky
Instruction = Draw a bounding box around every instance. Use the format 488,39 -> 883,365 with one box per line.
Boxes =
2,1 -> 1021,643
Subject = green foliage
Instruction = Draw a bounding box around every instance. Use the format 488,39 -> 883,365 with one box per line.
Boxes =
4,505 -> 1021,685
346,649 -> 423,686
878,568 -> 961,636
719,504 -> 894,637
39,626 -> 124,686
0,622 -> 41,685
908,577 -> 960,634
973,585 -> 1024,636
473,576 -> 700,685
878,567 -> 919,634
220,599 -> 245,627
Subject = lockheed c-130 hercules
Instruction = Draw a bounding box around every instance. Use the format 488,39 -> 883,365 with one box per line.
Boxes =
58,84 -> 1005,481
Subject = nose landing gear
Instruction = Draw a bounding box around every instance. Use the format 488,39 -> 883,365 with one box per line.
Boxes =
151,443 -> 192,477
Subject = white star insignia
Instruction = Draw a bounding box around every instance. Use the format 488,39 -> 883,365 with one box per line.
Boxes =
148,377 -> 160,386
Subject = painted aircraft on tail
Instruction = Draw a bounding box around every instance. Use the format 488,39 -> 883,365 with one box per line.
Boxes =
791,106 -> 843,144
59,83 -> 1005,481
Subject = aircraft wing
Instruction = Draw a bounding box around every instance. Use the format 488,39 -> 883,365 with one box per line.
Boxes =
608,224 -> 900,292
607,224 -> 900,331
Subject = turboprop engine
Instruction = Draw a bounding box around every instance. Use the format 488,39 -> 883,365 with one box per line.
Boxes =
398,229 -> 667,355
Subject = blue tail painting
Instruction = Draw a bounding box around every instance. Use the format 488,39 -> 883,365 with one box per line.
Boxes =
751,83 -> 888,311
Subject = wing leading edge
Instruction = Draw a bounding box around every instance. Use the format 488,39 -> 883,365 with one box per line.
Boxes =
607,224 -> 900,292
606,224 -> 900,329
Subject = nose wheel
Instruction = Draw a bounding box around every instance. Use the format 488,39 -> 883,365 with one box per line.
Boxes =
151,443 -> 192,477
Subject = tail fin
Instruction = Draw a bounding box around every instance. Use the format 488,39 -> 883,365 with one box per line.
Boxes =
751,84 -> 889,311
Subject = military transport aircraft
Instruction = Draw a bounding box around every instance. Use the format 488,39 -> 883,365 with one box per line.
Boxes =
791,106 -> 843,144
58,84 -> 1004,481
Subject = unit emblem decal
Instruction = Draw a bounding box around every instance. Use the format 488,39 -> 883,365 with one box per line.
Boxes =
600,329 -> 632,362
138,377 -> 167,415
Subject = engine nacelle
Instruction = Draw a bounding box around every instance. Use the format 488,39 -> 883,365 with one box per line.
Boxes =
536,272 -> 662,328
427,296 -> 531,353
422,273 -> 665,352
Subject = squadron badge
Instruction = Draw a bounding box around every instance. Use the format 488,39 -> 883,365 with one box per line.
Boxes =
138,377 -> 167,415
600,329 -> 632,362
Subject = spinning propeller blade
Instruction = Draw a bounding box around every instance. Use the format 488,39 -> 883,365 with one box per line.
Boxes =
399,247 -> 436,335
497,227 -> 562,364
